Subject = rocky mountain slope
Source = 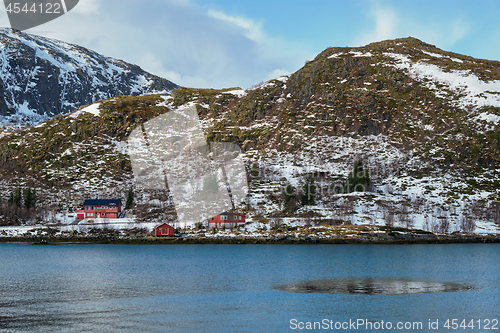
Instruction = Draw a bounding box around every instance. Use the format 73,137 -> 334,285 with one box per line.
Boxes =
0,37 -> 499,233
0,28 -> 178,124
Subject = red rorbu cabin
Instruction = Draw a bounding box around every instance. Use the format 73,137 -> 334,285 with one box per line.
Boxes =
208,212 -> 246,229
76,199 -> 122,219
154,223 -> 175,236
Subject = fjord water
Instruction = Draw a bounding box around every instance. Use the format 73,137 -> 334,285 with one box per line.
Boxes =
0,244 -> 498,332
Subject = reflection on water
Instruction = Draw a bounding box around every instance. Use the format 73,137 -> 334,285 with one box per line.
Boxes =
275,278 -> 474,295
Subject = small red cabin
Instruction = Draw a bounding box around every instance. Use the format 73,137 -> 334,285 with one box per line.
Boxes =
208,212 -> 246,229
155,223 -> 175,236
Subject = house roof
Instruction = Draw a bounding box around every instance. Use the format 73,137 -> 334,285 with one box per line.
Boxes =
155,223 -> 173,228
212,212 -> 244,216
84,199 -> 121,206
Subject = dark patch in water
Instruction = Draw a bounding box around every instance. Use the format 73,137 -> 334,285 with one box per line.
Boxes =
275,278 -> 474,295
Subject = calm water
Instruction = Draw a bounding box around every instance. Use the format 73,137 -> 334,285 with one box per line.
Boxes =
0,243 -> 499,332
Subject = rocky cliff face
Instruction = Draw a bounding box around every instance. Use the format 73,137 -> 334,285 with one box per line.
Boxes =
0,28 -> 178,124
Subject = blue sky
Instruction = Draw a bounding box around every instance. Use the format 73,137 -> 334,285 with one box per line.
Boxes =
1,0 -> 499,88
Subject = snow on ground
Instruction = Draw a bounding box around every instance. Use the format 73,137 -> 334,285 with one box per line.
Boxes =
257,134 -> 405,185
156,95 -> 174,107
421,50 -> 464,63
68,102 -> 101,118
350,51 -> 373,57
250,76 -> 288,90
222,89 -> 247,98
130,75 -> 153,94
275,75 -> 290,83
0,28 -> 129,76
421,50 -> 444,58
473,112 -> 500,124
328,51 -> 373,59
245,175 -> 500,235
383,52 -> 500,109
328,53 -> 343,59
0,221 -> 159,237
238,129 -> 500,236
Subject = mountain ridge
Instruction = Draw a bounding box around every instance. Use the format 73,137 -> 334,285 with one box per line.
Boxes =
0,28 -> 179,124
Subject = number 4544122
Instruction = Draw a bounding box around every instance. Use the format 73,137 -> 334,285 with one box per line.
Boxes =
444,319 -> 498,330
5,2 -> 62,14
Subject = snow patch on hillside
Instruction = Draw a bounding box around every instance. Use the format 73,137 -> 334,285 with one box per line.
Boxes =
0,28 -> 125,75
328,51 -> 373,59
222,89 -> 247,97
421,50 -> 444,58
156,95 -> 174,107
350,51 -> 373,57
383,52 -> 500,109
68,103 -> 101,118
474,112 -> 500,124
275,75 -> 290,83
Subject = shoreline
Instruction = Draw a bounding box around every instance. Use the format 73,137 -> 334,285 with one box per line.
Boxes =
1,233 -> 499,245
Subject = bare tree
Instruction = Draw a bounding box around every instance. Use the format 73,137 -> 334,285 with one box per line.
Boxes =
460,216 -> 476,234
430,216 -> 439,234
399,204 -> 414,229
486,202 -> 500,224
471,200 -> 486,221
303,211 -> 313,229
438,216 -> 450,234
269,217 -> 282,230
424,215 -> 430,232
383,208 -> 395,227
339,196 -> 357,224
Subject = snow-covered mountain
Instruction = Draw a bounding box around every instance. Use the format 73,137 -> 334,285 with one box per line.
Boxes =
0,28 -> 178,124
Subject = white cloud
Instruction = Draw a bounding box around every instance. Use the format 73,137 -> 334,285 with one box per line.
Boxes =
373,7 -> 398,41
448,19 -> 470,45
207,9 -> 265,43
354,1 -> 471,49
161,70 -> 183,85
354,5 -> 398,46
267,69 -> 290,80
19,0 -> 309,89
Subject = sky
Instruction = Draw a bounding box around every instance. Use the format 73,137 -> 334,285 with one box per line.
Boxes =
0,0 -> 499,89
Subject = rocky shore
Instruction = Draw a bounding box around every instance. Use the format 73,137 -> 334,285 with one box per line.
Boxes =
1,233 -> 499,245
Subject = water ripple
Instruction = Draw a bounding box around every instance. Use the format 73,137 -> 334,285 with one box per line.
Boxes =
275,278 -> 474,295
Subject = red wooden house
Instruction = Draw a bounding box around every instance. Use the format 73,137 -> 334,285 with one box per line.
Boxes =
208,212 -> 246,229
76,199 -> 122,219
154,223 -> 175,236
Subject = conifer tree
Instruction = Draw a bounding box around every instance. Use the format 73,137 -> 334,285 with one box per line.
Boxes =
24,188 -> 37,210
8,192 -> 14,206
251,163 -> 259,179
284,183 -> 298,212
301,177 -> 316,206
12,188 -> 22,207
344,160 -> 370,193
125,187 -> 134,209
